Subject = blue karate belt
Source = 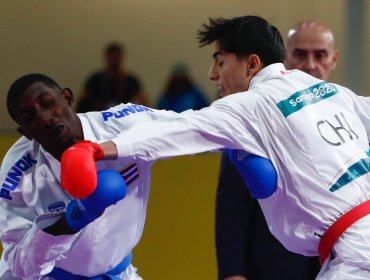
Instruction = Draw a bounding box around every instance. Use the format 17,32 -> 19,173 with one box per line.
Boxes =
47,251 -> 132,280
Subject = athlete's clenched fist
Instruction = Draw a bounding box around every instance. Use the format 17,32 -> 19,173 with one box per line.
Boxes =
61,140 -> 104,198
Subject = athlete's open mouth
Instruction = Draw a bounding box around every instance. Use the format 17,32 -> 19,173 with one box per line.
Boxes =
49,124 -> 64,138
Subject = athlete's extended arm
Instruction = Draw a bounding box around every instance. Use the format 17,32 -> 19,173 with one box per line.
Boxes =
106,96 -> 266,161
61,96 -> 267,197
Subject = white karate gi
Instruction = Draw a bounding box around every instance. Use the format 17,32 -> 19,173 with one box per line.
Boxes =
110,63 -> 370,279
0,104 -> 177,279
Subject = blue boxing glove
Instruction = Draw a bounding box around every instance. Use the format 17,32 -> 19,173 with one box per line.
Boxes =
66,169 -> 127,232
227,150 -> 277,199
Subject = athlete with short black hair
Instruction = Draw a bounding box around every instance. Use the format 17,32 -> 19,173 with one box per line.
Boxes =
64,16 -> 370,280
0,73 -> 179,279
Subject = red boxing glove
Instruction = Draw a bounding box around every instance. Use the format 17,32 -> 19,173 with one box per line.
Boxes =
61,141 -> 104,198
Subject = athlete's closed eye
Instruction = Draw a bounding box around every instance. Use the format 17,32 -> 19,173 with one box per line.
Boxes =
40,96 -> 56,108
212,51 -> 224,67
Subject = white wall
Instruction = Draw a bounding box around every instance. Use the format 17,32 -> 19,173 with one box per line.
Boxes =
0,0 -> 368,133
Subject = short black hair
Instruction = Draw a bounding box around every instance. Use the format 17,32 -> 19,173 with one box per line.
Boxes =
7,73 -> 62,122
197,15 -> 285,65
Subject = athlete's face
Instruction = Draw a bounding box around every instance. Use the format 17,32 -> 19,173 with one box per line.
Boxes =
13,82 -> 83,160
284,26 -> 338,80
208,44 -> 251,97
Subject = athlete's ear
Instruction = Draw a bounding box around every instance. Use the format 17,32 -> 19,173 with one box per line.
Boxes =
61,88 -> 75,107
246,54 -> 262,78
17,126 -> 33,140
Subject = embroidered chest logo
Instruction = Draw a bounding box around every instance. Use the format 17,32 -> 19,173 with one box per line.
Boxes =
0,152 -> 37,200
48,201 -> 66,213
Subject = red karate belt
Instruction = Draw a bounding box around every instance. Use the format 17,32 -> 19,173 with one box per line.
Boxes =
318,199 -> 370,264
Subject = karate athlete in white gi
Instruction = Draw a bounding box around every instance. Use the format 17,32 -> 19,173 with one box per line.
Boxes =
62,16 -> 370,280
0,73 -> 179,280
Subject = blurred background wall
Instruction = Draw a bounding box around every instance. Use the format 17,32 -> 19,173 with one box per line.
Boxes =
0,0 -> 369,279
1,0 -> 369,133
